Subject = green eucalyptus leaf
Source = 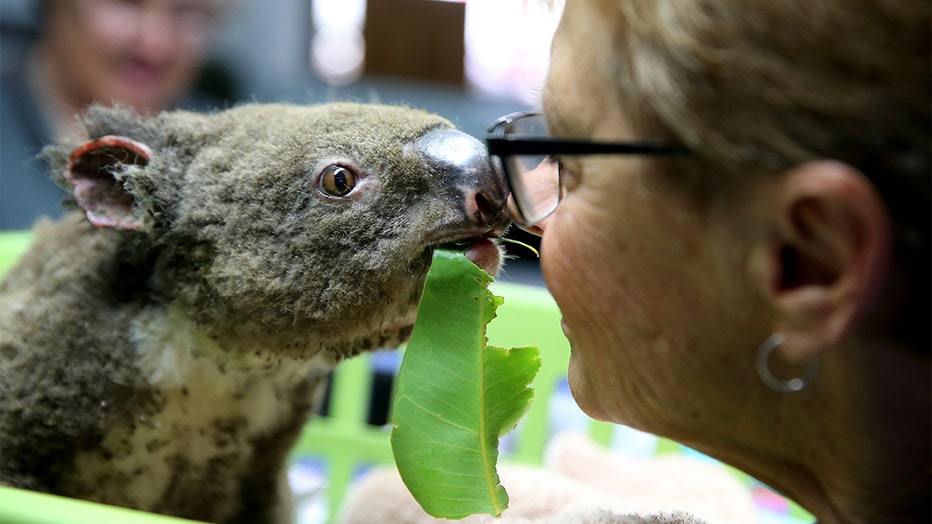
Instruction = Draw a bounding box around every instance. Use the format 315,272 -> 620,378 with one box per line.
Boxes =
390,249 -> 541,519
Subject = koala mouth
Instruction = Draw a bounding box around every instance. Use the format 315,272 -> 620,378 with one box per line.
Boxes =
371,235 -> 502,352
462,238 -> 503,276
438,236 -> 503,277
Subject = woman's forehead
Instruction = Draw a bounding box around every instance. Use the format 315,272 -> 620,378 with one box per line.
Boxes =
544,12 -> 633,140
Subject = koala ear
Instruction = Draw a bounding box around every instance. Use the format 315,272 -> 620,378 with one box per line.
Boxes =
65,135 -> 153,230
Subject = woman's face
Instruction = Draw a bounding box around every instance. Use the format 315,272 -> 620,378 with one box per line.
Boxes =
540,0 -> 767,434
45,0 -> 215,112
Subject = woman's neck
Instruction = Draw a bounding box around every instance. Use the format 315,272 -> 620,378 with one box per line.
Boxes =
776,342 -> 929,523
688,340 -> 929,524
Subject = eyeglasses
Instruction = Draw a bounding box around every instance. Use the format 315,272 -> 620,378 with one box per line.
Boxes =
485,112 -> 687,226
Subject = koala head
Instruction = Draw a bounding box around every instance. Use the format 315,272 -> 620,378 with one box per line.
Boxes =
47,103 -> 511,359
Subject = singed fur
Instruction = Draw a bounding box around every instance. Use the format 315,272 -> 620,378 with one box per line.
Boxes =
0,102 -> 509,523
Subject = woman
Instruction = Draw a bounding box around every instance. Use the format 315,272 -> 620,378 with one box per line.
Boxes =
489,0 -> 929,522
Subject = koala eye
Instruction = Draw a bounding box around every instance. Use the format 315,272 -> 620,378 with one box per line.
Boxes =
318,165 -> 358,198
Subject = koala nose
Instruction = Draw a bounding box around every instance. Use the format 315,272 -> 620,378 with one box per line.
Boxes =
412,128 -> 511,234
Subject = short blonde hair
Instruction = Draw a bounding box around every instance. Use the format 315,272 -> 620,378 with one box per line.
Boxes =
605,0 -> 929,212
601,0 -> 929,342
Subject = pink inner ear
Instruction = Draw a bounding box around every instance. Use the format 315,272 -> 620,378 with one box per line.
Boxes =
66,135 -> 154,230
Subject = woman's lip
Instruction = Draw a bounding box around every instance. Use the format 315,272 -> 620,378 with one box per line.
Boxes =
117,60 -> 163,89
560,318 -> 571,339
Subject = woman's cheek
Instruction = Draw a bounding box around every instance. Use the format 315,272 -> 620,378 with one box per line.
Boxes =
540,184 -> 620,316
539,196 -> 618,418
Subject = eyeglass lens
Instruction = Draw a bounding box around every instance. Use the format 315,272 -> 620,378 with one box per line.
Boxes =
502,115 -> 561,225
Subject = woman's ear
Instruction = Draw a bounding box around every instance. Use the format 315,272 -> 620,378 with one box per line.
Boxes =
757,161 -> 892,362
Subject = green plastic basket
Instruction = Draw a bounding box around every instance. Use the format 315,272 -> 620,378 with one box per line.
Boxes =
0,230 -> 32,277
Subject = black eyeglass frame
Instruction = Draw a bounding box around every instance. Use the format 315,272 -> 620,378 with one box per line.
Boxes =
486,111 -> 688,157
485,111 -> 688,225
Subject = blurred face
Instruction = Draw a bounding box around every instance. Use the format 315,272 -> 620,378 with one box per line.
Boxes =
539,0 -> 766,434
43,0 -> 217,112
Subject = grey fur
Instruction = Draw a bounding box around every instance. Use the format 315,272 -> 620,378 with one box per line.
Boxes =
0,102 -> 510,523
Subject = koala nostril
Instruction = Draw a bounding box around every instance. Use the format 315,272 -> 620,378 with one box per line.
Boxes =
411,128 -> 509,230
473,191 -> 495,225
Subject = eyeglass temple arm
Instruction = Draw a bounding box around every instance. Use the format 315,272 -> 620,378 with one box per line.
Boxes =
485,137 -> 688,156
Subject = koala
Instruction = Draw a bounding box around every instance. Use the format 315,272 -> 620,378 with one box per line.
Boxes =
0,102 -> 510,523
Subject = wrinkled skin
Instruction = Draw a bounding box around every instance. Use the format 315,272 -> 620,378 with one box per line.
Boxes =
540,0 -> 764,449
536,1 -> 927,523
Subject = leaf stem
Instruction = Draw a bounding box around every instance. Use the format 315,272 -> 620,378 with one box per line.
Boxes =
477,339 -> 505,516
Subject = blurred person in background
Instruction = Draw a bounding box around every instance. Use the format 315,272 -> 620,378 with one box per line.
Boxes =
0,0 -> 237,230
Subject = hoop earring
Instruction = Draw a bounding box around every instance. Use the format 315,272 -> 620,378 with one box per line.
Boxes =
755,333 -> 820,393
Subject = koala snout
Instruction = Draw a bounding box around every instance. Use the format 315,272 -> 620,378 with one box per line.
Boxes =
412,128 -> 511,235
